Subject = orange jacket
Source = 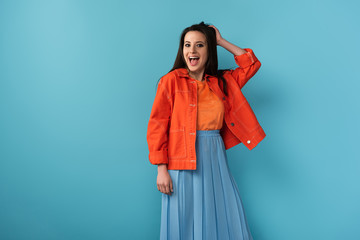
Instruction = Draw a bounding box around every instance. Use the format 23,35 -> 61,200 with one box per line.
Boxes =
147,48 -> 266,170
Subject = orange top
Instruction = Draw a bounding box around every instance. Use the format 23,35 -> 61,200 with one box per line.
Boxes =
196,79 -> 224,130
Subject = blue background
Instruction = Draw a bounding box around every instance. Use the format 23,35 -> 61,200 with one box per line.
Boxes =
1,0 -> 359,239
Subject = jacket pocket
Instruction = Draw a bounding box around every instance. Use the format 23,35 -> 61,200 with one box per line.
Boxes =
168,126 -> 187,159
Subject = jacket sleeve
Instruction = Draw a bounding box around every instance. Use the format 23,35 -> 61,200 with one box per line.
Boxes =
146,75 -> 173,165
228,48 -> 261,89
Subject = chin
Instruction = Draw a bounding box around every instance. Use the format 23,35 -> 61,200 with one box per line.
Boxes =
187,64 -> 203,72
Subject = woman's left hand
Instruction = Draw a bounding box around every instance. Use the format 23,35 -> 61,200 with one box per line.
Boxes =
209,25 -> 223,45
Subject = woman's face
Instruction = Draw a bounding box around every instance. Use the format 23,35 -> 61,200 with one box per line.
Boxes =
183,31 -> 208,75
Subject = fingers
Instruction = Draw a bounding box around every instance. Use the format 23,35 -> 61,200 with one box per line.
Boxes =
160,185 -> 165,194
158,184 -> 165,194
157,183 -> 173,195
209,25 -> 218,31
165,185 -> 170,195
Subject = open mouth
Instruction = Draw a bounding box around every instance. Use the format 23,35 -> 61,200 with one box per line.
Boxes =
189,56 -> 200,66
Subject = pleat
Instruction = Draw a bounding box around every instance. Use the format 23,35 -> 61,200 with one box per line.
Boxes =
193,139 -> 203,240
212,136 -> 231,239
202,137 -> 217,240
160,130 -> 253,240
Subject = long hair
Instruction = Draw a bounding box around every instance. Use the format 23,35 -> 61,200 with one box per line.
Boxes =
155,21 -> 230,96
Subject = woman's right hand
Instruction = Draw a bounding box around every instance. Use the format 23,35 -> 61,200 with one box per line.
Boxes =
157,164 -> 173,195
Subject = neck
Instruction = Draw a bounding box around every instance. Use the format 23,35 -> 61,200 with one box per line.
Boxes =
187,69 -> 205,81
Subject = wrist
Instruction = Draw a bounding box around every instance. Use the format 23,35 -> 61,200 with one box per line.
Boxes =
218,38 -> 226,46
158,164 -> 168,172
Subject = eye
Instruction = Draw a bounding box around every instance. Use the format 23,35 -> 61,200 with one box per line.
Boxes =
184,43 -> 204,47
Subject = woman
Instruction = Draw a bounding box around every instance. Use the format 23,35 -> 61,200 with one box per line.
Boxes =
147,21 -> 266,240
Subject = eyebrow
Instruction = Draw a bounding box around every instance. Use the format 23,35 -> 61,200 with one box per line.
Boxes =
184,41 -> 205,43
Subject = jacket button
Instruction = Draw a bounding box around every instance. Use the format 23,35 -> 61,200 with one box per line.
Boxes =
231,123 -> 234,126
222,97 -> 225,100
247,140 -> 251,144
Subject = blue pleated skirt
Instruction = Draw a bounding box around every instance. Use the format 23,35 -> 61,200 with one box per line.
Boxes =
160,129 -> 253,240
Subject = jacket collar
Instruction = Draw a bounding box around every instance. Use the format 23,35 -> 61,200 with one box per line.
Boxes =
175,68 -> 218,81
